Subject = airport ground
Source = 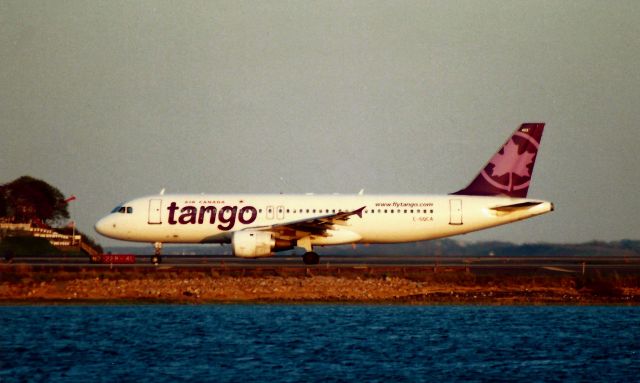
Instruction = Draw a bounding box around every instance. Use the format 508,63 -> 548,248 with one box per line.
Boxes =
1,255 -> 640,304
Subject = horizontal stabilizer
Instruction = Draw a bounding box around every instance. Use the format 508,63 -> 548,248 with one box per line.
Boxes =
490,201 -> 543,212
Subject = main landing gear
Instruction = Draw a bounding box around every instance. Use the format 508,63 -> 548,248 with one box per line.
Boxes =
302,251 -> 320,265
298,236 -> 319,265
151,242 -> 162,265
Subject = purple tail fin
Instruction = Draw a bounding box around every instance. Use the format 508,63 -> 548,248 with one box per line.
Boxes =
452,123 -> 545,198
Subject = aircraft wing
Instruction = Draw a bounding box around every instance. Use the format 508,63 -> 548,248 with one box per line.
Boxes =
253,206 -> 366,240
200,206 -> 366,243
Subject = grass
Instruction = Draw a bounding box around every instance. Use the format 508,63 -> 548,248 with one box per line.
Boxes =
0,236 -> 60,257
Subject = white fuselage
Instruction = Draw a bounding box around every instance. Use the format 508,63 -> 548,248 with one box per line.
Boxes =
95,123 -> 553,262
95,194 -> 553,246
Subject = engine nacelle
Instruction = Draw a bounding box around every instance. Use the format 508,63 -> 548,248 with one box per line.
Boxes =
232,230 -> 276,258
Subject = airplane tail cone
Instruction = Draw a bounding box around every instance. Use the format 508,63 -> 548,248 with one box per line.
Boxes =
452,123 -> 545,198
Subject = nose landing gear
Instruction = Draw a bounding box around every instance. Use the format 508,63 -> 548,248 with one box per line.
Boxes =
151,242 -> 162,265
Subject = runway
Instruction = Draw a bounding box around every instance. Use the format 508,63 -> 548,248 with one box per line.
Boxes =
5,255 -> 640,276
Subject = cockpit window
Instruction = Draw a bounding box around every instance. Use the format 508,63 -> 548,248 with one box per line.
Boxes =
111,204 -> 134,214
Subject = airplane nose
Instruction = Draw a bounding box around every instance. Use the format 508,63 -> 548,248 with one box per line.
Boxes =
95,216 -> 113,237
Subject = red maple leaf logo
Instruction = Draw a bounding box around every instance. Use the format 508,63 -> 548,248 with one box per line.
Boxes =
490,139 -> 536,178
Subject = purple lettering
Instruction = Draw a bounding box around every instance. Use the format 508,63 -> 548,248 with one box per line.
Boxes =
179,206 -> 197,224
239,206 -> 258,225
168,202 -> 180,225
198,206 -> 217,224
166,203 -> 257,230
217,206 -> 237,231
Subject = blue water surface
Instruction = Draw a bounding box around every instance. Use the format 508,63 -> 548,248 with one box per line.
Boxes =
0,305 -> 639,382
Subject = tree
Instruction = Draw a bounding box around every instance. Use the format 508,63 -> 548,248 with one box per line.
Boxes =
0,185 -> 7,218
1,176 -> 70,226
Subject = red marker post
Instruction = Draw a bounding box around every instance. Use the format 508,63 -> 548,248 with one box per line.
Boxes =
65,195 -> 77,244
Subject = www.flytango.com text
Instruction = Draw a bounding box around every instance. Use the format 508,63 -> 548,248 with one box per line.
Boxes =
374,202 -> 434,208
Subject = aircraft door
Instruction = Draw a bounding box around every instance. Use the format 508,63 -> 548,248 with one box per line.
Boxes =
266,205 -> 274,220
449,199 -> 463,225
148,199 -> 162,224
276,205 -> 285,220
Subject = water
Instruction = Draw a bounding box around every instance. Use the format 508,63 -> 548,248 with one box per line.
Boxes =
0,305 -> 639,382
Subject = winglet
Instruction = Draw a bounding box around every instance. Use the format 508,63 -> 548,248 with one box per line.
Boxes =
452,123 -> 545,198
354,206 -> 366,218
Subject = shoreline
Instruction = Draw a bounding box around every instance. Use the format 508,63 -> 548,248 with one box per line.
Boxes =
2,297 -> 638,306
2,266 -> 639,305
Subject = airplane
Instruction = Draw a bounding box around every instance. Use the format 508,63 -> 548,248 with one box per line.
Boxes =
95,123 -> 553,265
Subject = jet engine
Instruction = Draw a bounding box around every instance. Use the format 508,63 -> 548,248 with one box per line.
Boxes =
232,230 -> 295,258
232,230 -> 276,258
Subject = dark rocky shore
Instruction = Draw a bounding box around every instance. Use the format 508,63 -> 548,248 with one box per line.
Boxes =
1,265 -> 639,305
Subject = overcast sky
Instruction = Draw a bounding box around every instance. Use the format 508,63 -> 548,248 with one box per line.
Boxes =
1,1 -> 638,247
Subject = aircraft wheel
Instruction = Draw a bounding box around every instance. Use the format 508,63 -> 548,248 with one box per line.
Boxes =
302,252 -> 319,265
152,242 -> 163,266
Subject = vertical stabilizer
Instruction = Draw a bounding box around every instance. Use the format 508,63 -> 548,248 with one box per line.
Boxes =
452,123 -> 545,198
